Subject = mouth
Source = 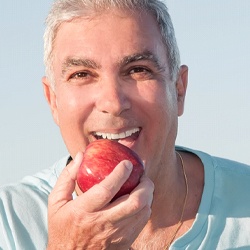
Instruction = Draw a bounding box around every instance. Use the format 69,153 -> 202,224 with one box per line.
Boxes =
92,127 -> 141,147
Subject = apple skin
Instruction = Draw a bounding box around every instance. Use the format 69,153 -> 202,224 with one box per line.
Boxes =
77,139 -> 144,201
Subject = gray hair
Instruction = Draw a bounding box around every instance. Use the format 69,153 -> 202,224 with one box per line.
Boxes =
44,0 -> 180,87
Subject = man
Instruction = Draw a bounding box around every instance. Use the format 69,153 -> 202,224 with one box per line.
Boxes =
1,0 -> 250,249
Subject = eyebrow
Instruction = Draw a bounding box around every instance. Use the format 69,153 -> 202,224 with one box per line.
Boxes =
62,57 -> 101,75
61,50 -> 163,75
119,50 -> 163,70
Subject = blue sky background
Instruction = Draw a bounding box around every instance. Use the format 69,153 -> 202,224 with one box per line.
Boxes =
0,1 -> 249,185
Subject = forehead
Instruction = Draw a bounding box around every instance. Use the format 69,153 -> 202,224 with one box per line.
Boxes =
53,9 -> 167,66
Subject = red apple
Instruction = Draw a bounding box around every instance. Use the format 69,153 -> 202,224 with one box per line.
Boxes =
77,139 -> 144,201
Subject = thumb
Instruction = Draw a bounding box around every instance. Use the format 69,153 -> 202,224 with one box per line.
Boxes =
48,152 -> 83,209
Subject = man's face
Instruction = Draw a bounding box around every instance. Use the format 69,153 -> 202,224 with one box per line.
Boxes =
43,9 -> 187,175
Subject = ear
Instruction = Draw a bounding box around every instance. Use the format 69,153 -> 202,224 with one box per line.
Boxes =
42,76 -> 59,125
176,65 -> 188,116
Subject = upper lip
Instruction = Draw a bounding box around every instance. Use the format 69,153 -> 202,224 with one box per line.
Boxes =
93,127 -> 140,140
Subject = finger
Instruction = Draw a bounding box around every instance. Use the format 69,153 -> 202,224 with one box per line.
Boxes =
105,175 -> 154,222
48,152 -> 84,208
75,160 -> 133,212
113,203 -> 152,245
107,203 -> 152,247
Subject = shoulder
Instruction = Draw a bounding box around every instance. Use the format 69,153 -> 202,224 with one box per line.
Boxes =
0,155 -> 69,197
176,145 -> 250,176
174,146 -> 250,248
176,145 -> 250,202
0,156 -> 69,249
213,156 -> 250,175
211,157 -> 250,200
0,155 -> 70,209
187,147 -> 250,204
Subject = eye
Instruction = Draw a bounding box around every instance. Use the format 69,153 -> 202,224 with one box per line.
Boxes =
128,66 -> 153,80
67,70 -> 95,85
70,71 -> 89,79
130,67 -> 149,74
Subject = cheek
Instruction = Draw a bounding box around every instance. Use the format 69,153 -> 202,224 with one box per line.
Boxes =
54,88 -> 94,155
55,87 -> 91,128
140,84 -> 178,167
140,82 -> 178,142
138,82 -> 177,115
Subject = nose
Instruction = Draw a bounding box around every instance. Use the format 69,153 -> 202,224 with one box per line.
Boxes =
95,77 -> 131,116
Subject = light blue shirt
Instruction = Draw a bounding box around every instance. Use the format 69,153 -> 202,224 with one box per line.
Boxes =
1,147 -> 250,250
172,147 -> 250,249
0,156 -> 69,250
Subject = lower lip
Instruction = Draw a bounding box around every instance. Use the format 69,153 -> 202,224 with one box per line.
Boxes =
118,137 -> 136,148
118,130 -> 141,149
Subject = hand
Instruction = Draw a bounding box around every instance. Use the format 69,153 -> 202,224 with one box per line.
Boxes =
47,152 -> 154,250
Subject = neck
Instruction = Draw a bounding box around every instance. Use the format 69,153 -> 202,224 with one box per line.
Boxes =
132,151 -> 205,249
146,150 -> 187,228
131,151 -> 189,249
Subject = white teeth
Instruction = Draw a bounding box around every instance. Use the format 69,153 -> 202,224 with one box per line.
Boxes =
95,128 -> 139,140
101,133 -> 107,139
125,130 -> 133,137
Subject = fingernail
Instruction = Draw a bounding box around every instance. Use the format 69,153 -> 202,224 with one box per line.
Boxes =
124,160 -> 133,171
74,152 -> 82,165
